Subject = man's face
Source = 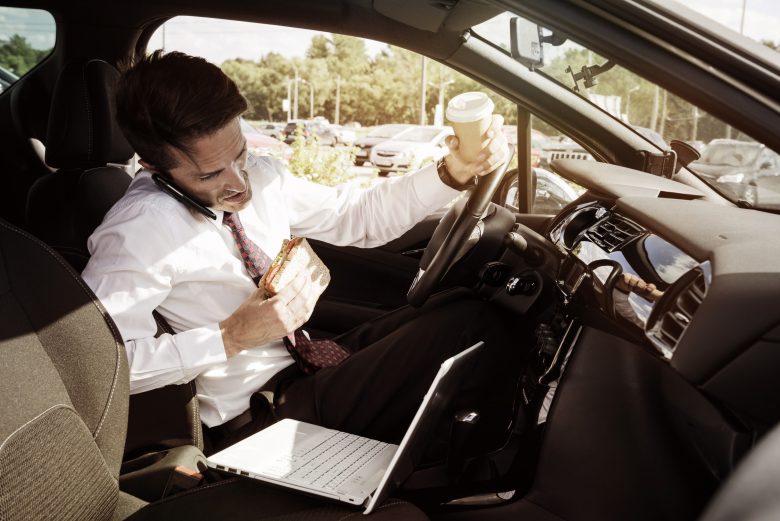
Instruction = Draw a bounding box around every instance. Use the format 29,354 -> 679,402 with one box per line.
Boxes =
165,118 -> 253,213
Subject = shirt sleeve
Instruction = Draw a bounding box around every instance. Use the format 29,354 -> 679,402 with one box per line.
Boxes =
82,202 -> 227,394
279,160 -> 460,247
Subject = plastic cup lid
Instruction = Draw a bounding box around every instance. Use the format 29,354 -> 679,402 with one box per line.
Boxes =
446,92 -> 495,123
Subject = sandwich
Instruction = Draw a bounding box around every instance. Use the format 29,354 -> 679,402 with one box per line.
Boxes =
259,237 -> 331,298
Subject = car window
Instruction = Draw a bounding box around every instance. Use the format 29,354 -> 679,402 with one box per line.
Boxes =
369,125 -> 408,139
240,118 -> 261,135
473,11 -> 780,211
0,7 -> 55,94
148,16 -> 582,200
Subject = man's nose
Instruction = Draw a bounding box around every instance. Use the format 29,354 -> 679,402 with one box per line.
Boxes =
224,160 -> 247,192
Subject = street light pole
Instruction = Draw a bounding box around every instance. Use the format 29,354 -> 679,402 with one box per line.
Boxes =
420,56 -> 427,125
293,66 -> 299,121
286,78 -> 292,122
309,82 -> 314,119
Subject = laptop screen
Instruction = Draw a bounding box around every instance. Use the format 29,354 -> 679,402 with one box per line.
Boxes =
365,341 -> 485,513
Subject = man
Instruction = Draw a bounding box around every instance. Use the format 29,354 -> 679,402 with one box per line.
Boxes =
83,51 -> 516,450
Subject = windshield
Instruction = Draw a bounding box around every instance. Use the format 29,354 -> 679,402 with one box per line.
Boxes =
370,125 -> 409,139
396,127 -> 443,143
472,11 -> 780,210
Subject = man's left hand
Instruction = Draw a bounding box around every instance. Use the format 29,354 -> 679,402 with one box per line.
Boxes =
443,114 -> 511,186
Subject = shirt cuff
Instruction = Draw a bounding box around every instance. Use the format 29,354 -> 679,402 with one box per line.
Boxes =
410,162 -> 461,209
176,322 -> 228,369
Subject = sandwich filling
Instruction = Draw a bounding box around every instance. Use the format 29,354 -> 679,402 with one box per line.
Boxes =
261,237 -> 302,295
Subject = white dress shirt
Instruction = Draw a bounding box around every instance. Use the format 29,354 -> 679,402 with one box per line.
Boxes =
82,155 -> 458,426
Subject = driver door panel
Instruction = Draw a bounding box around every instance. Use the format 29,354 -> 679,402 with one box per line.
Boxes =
306,216 -> 440,336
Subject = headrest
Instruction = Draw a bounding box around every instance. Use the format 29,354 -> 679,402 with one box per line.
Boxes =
45,60 -> 134,169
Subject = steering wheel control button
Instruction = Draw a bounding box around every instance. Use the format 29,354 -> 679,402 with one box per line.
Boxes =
506,275 -> 538,296
479,262 -> 512,286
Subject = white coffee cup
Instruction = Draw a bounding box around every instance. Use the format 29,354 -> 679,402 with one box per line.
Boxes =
446,92 -> 495,163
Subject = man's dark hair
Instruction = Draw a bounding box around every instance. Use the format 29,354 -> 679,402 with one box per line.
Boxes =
115,50 -> 248,171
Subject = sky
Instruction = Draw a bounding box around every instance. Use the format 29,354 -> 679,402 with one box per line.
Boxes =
1,1 -> 779,61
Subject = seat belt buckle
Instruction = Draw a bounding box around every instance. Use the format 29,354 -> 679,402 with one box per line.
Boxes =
162,466 -> 204,497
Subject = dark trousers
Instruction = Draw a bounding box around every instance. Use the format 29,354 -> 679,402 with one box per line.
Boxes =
208,289 -> 525,450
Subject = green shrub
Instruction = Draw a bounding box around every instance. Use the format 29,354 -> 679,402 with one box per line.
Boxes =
287,126 -> 358,187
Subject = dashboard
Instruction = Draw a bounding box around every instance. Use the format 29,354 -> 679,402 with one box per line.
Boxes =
548,202 -> 709,360
538,159 -> 780,426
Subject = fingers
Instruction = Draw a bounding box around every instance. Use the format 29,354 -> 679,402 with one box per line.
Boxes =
473,118 -> 510,177
273,267 -> 321,326
445,135 -> 459,150
274,270 -> 307,301
486,114 -> 504,137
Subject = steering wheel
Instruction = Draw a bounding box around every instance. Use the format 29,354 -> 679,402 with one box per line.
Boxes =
407,145 -> 515,307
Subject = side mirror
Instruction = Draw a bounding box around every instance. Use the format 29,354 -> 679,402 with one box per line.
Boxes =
509,17 -> 544,69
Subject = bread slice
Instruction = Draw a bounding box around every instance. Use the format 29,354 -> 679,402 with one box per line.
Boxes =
259,237 -> 330,298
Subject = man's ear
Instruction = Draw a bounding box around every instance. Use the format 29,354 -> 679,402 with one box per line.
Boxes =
138,159 -> 159,173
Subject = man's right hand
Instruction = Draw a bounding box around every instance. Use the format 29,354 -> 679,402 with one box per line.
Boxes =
219,267 -> 321,357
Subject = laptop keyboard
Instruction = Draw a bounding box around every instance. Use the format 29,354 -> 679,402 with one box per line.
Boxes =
282,431 -> 389,490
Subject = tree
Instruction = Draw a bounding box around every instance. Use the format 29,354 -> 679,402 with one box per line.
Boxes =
222,58 -> 289,121
0,34 -> 47,76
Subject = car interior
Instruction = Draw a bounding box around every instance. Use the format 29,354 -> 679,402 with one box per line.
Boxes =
2,0 -> 780,520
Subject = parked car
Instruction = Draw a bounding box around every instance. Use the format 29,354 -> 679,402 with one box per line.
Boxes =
241,118 -> 292,162
257,122 -> 285,140
689,139 -> 780,205
369,125 -> 452,175
314,124 -> 357,147
354,124 -> 415,166
503,168 -> 580,214
330,125 -> 356,146
530,133 -> 549,167
282,120 -> 313,144
539,136 -> 593,167
283,120 -> 347,146
0,66 -> 19,94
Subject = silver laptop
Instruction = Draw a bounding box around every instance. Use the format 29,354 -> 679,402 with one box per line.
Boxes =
207,341 -> 485,514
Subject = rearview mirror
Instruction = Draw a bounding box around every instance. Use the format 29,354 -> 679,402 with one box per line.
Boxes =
509,17 -> 544,69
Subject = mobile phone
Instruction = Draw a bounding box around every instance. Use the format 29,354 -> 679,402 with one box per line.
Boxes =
152,173 -> 217,220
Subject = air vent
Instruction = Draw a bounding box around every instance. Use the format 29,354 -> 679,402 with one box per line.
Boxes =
585,215 -> 644,252
647,268 -> 708,359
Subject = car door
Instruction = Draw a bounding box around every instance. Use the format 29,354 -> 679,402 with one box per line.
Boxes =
306,213 -> 443,337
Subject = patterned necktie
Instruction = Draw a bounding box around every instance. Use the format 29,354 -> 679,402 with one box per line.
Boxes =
223,212 -> 270,285
223,212 -> 350,375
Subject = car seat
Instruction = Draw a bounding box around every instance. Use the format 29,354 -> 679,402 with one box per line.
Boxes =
0,218 -> 427,520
